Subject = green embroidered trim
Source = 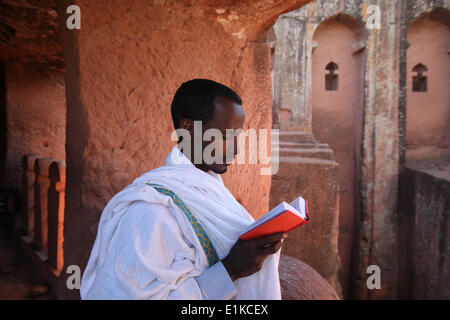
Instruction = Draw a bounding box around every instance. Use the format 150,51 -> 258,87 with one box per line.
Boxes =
147,183 -> 220,267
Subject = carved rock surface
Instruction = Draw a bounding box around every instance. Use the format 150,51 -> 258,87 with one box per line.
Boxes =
279,254 -> 340,300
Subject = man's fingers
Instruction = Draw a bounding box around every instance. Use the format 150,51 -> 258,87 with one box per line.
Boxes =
254,232 -> 287,248
257,240 -> 283,254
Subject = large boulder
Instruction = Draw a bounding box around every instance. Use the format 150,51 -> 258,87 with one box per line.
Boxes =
279,254 -> 340,300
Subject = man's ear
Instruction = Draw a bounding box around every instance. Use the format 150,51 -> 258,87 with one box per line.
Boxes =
179,118 -> 193,135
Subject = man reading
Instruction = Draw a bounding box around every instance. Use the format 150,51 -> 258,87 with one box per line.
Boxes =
80,79 -> 286,300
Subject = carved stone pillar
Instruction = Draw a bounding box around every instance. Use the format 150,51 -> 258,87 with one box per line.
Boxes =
34,158 -> 54,258
48,160 -> 66,274
22,154 -> 40,236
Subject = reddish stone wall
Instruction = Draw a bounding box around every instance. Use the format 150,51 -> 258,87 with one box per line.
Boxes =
271,154 -> 341,294
406,12 -> 450,160
4,63 -> 66,190
399,160 -> 450,299
311,15 -> 365,297
271,0 -> 449,299
397,7 -> 450,300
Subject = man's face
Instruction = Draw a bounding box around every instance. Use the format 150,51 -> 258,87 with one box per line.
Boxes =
180,96 -> 245,174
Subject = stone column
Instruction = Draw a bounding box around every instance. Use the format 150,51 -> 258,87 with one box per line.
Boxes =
273,16 -> 312,132
34,157 -> 53,259
352,0 -> 403,300
22,154 -> 40,236
48,160 -> 66,274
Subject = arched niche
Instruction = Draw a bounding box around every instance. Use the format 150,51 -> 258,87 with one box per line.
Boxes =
311,13 -> 365,298
412,63 -> 428,92
406,8 -> 450,161
325,61 -> 339,91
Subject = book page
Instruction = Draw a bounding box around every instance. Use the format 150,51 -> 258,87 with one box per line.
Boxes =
289,196 -> 307,219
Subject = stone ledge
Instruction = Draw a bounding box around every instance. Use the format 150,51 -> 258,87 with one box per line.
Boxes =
404,156 -> 450,183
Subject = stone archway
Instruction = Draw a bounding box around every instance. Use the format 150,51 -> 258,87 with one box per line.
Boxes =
406,9 -> 450,161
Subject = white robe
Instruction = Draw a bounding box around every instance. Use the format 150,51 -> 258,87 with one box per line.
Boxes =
80,146 -> 281,299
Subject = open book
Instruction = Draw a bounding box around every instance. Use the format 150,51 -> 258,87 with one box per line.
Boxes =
239,196 -> 310,240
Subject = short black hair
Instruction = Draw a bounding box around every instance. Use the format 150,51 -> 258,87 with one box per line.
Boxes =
171,79 -> 242,130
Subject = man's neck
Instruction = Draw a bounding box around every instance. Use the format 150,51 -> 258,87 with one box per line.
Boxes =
176,144 -> 209,173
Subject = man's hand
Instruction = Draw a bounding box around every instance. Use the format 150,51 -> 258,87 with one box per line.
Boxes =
221,232 -> 287,281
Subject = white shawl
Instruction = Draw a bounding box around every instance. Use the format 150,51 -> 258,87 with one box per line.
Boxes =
80,146 -> 281,299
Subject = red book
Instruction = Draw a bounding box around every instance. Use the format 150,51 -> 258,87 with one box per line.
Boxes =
239,196 -> 310,240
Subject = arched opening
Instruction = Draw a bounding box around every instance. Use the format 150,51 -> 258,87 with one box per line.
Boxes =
325,61 -> 339,91
0,1 -> 66,299
311,14 -> 365,298
412,63 -> 428,92
406,9 -> 450,161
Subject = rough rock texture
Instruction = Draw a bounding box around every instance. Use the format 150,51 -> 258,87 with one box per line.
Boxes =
272,0 -> 450,299
398,157 -> 450,299
0,0 -> 63,67
397,1 -> 450,300
4,63 -> 66,190
270,133 -> 342,295
2,0 -> 447,301
272,0 -> 370,299
0,237 -> 55,300
55,0 -> 312,299
279,254 -> 340,300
